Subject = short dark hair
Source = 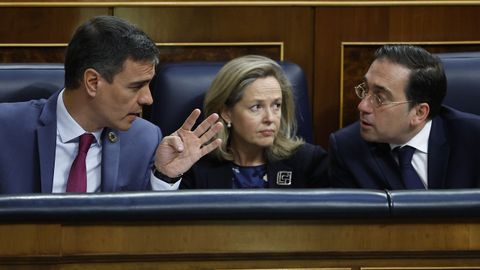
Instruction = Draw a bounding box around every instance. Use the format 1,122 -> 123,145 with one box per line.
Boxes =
64,16 -> 159,89
374,44 -> 446,118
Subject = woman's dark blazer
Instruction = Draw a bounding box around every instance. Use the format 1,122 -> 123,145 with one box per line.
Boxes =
180,143 -> 328,189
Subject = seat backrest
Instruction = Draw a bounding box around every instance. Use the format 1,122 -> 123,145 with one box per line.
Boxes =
150,61 -> 314,143
437,52 -> 480,115
0,63 -> 64,103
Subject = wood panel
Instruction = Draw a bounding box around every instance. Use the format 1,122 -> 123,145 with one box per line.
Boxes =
0,8 -> 110,43
0,44 -> 280,64
115,6 -> 315,119
314,6 -> 480,147
2,220 -> 480,269
0,46 -> 66,63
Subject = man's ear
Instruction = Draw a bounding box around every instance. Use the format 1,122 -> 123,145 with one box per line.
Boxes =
411,103 -> 430,125
83,68 -> 101,97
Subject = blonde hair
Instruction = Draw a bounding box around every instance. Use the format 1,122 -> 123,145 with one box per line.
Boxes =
204,55 -> 304,161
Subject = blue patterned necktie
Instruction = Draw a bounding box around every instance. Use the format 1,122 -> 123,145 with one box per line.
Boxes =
395,146 -> 425,189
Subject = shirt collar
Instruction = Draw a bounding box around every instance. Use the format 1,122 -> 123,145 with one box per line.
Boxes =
389,120 -> 432,154
56,89 -> 103,144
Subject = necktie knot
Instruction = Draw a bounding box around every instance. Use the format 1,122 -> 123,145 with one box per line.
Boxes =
78,133 -> 95,154
394,145 -> 425,189
66,133 -> 95,192
396,145 -> 416,167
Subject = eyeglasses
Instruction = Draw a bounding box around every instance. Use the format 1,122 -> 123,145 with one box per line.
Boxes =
354,82 -> 412,108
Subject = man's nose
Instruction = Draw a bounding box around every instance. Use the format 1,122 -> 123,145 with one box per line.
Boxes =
138,86 -> 153,106
357,96 -> 373,113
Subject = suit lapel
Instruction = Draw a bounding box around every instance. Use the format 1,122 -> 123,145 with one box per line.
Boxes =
267,160 -> 294,187
101,129 -> 120,192
370,143 -> 405,189
37,92 -> 60,193
427,117 -> 449,189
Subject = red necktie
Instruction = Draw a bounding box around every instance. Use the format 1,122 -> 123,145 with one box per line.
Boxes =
66,133 -> 95,192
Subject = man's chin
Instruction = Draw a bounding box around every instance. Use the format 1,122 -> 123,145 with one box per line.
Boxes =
360,130 -> 378,142
114,121 -> 134,131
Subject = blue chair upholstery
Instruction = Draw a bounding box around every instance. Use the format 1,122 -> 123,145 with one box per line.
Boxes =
0,190 -> 389,222
388,189 -> 480,218
4,189 -> 480,221
437,52 -> 480,115
0,63 -> 64,103
150,61 -> 314,143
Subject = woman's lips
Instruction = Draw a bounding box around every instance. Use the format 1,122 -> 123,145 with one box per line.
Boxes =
259,129 -> 275,136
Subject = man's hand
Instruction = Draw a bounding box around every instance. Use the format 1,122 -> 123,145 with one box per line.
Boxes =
154,109 -> 223,177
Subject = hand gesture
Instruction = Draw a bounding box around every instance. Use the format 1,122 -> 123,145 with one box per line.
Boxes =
154,109 -> 223,177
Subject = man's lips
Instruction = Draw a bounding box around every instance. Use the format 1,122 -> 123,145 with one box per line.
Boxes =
128,112 -> 142,117
360,118 -> 373,127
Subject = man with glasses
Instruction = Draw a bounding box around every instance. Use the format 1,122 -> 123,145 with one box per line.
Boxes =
328,44 -> 480,189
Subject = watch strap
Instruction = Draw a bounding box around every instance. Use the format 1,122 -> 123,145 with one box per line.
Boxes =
151,165 -> 182,184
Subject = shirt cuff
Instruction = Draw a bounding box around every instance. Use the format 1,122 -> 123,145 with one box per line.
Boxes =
150,171 -> 181,190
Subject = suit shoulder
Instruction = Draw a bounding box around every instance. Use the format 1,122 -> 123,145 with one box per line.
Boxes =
282,143 -> 327,167
331,122 -> 361,139
292,142 -> 326,157
0,99 -> 45,116
128,118 -> 162,137
0,100 -> 46,128
439,106 -> 480,131
116,118 -> 162,150
329,121 -> 365,149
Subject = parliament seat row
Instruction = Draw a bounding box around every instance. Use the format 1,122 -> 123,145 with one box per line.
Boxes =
0,60 -> 315,142
1,189 -> 479,222
2,51 -> 480,144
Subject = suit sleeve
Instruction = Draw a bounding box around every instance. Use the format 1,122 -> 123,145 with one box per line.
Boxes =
302,143 -> 329,188
179,167 -> 196,189
328,133 -> 359,188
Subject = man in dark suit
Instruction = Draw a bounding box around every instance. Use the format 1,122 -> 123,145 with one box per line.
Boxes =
329,44 -> 480,189
0,16 -> 222,193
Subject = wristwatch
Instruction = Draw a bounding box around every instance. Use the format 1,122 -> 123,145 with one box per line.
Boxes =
151,165 -> 182,184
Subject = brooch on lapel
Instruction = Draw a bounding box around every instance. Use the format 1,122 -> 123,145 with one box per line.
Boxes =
107,131 -> 118,143
276,171 -> 292,185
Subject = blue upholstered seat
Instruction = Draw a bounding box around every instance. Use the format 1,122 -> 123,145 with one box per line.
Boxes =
437,52 -> 480,115
3,189 -> 480,221
0,63 -> 64,103
0,190 -> 390,222
150,61 -> 314,143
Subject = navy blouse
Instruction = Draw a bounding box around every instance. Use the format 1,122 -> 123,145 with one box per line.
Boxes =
232,163 -> 267,188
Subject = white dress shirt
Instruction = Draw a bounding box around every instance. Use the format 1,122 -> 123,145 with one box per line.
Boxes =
52,90 -> 179,192
390,120 -> 432,189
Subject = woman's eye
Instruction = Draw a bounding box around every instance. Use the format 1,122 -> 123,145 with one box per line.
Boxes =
250,105 -> 260,112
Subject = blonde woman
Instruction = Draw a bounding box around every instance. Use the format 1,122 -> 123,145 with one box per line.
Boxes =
181,55 -> 328,188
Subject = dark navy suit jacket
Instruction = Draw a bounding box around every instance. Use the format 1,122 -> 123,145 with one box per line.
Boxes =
0,91 -> 162,193
180,143 -> 329,189
329,106 -> 480,189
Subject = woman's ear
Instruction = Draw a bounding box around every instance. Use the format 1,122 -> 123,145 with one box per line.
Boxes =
220,106 -> 231,124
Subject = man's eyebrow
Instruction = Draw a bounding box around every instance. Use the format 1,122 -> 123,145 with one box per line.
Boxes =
365,80 -> 393,94
127,79 -> 151,87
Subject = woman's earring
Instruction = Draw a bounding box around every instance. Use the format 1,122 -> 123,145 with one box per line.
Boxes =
227,122 -> 231,128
